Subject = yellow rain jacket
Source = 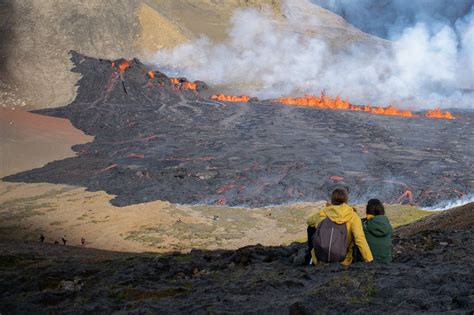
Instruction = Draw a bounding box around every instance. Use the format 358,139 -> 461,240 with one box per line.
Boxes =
307,203 -> 373,265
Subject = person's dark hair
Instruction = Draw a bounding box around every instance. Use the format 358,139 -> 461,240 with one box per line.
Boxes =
331,188 -> 348,205
366,199 -> 385,215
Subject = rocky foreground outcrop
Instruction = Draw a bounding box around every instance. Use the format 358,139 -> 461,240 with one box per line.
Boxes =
1,204 -> 473,313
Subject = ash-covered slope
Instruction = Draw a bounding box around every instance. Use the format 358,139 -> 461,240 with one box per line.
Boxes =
4,52 -> 474,207
0,204 -> 473,313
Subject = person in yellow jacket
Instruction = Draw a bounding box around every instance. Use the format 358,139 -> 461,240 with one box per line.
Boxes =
306,188 -> 373,266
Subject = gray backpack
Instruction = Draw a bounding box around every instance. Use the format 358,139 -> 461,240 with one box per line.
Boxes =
312,218 -> 348,262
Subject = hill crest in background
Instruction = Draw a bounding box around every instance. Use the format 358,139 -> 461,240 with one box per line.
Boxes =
0,0 -> 386,109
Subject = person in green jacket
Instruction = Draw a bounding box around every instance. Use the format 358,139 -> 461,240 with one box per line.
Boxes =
362,199 -> 393,263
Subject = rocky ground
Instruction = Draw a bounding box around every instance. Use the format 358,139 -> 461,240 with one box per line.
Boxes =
0,203 -> 473,314
397,201 -> 474,236
5,52 -> 474,208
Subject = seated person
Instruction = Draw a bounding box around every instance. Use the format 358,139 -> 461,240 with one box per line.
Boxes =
362,199 -> 393,263
306,188 -> 373,266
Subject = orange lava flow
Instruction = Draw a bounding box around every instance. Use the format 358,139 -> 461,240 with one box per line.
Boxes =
424,107 -> 454,119
182,82 -> 197,90
147,70 -> 155,79
169,78 -> 198,90
117,60 -> 130,74
396,190 -> 414,205
211,93 -> 250,102
273,94 -> 413,117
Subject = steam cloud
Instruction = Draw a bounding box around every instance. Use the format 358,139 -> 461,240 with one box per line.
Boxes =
150,0 -> 474,109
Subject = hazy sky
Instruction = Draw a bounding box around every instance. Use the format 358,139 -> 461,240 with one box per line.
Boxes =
312,0 -> 474,39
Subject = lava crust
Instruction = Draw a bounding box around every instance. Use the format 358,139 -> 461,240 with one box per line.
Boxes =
4,52 -> 474,207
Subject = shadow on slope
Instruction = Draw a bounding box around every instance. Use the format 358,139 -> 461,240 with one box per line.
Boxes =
0,204 -> 473,313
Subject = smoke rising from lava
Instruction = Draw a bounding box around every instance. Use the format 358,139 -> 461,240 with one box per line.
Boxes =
150,0 -> 474,109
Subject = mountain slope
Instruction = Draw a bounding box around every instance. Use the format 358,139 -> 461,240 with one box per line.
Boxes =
0,0 -> 387,109
0,203 -> 472,313
396,202 -> 474,236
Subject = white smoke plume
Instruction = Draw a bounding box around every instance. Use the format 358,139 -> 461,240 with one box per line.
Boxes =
150,0 -> 474,109
423,193 -> 474,211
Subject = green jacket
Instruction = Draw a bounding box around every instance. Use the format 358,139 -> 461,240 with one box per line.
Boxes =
362,215 -> 393,263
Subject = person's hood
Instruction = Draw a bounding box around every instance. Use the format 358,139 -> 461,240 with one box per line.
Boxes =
321,203 -> 356,224
364,215 -> 392,237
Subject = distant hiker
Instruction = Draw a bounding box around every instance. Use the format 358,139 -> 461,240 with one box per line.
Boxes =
306,188 -> 373,266
40,234 -> 45,242
360,199 -> 393,263
62,235 -> 67,245
81,237 -> 86,247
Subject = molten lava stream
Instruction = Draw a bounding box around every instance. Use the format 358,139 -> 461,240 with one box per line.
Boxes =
273,94 -> 414,118
425,108 -> 454,119
182,82 -> 197,90
211,93 -> 250,102
169,78 -> 197,90
114,60 -> 130,75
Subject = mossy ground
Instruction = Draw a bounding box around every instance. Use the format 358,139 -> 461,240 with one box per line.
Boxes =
0,181 -> 433,252
125,202 -> 432,249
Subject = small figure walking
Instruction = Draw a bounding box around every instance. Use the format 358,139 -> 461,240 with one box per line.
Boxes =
62,235 -> 67,245
40,234 -> 45,242
81,237 -> 86,247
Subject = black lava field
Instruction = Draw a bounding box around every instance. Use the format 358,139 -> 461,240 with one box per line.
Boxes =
5,52 -> 474,207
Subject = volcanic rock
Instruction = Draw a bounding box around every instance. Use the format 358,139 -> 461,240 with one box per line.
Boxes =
0,204 -> 473,313
4,52 -> 474,208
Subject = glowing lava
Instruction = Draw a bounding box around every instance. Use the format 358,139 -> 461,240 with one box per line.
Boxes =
425,108 -> 454,119
274,94 -> 413,118
117,60 -> 130,74
169,78 -> 197,90
147,70 -> 155,79
211,93 -> 250,102
182,82 -> 197,90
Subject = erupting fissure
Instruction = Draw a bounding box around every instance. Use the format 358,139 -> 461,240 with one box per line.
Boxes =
170,78 -> 197,90
273,94 -> 442,119
425,108 -> 455,119
112,61 -> 454,120
274,94 -> 413,117
207,93 -> 454,119
113,60 -> 130,75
